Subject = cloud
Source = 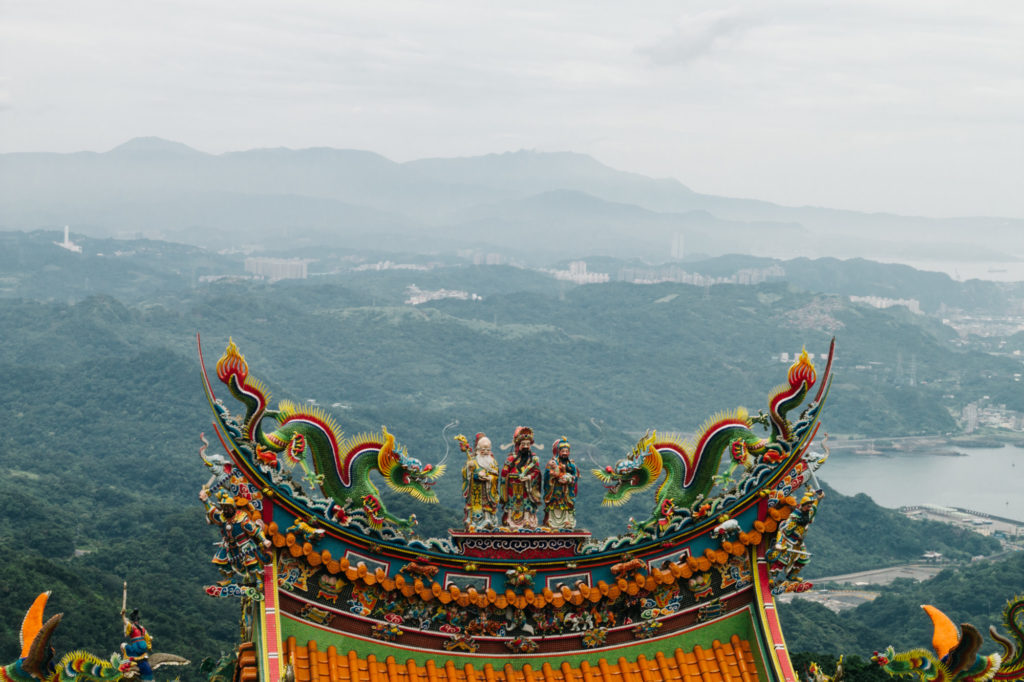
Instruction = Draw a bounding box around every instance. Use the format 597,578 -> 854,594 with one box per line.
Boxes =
0,0 -> 1021,217
638,9 -> 762,66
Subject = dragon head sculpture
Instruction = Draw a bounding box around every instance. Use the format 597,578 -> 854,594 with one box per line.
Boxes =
205,339 -> 451,531
592,431 -> 662,507
378,427 -> 447,504
588,343 -> 835,531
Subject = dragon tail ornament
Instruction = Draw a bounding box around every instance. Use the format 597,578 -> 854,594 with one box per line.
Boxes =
875,597 -> 1024,682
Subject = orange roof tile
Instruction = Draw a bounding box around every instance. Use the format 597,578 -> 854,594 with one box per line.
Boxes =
282,635 -> 759,682
237,642 -> 260,682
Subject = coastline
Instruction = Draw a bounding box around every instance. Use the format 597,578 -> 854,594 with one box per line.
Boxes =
826,432 -> 1024,457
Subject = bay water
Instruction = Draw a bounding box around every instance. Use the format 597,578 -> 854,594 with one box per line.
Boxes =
819,444 -> 1024,522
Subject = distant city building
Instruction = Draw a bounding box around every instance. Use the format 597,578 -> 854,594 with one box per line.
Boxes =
849,295 -> 922,315
244,257 -> 309,281
405,284 -> 481,305
942,313 -> 1024,338
470,252 -> 507,266
967,401 -> 1024,432
618,264 -> 783,286
54,225 -> 82,253
199,274 -> 257,283
354,260 -> 431,272
670,233 -> 685,260
547,261 -> 610,284
967,404 -> 982,429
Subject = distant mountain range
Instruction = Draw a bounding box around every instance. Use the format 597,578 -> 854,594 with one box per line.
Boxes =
1,137 -> 1019,263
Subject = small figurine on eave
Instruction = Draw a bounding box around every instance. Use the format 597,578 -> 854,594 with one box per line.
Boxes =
543,437 -> 578,530
782,489 -> 824,577
120,608 -> 154,682
199,488 -> 272,586
501,427 -> 542,530
768,487 -> 824,592
805,657 -> 844,682
460,432 -> 501,531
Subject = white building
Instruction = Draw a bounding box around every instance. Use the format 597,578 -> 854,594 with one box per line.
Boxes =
849,295 -> 922,315
962,402 -> 979,433
244,257 -> 309,281
54,226 -> 82,253
549,261 -> 610,284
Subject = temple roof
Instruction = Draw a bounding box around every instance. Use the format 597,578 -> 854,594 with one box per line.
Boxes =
265,500 -> 793,610
283,635 -> 760,682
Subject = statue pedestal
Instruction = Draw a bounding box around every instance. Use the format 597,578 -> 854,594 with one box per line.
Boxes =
449,530 -> 591,559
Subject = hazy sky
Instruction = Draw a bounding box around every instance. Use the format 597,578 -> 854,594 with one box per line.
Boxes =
2,1 -> 1021,218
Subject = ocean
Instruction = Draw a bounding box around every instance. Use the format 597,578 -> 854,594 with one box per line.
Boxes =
819,444 -> 1024,522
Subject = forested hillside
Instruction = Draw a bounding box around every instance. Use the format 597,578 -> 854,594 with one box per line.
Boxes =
1,232 -> 1019,676
781,552 -> 1024,659
800,484 -> 998,578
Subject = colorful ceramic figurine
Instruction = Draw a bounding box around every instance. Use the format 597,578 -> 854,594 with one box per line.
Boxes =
501,427 -> 542,530
777,488 -> 825,581
120,609 -> 153,682
461,432 -> 501,531
543,436 -> 578,530
199,488 -> 272,586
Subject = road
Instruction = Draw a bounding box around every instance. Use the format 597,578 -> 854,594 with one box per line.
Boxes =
810,562 -> 947,586
775,563 -> 946,612
776,588 -> 880,612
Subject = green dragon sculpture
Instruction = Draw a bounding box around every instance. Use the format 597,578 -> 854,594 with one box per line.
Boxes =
873,646 -> 1000,682
5,594 -> 186,682
212,339 -> 446,531
873,598 -> 1024,682
592,347 -> 826,530
994,595 -> 1024,681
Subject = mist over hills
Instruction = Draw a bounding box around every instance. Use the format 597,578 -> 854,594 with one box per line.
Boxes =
2,138 -> 1018,264
4,229 -> 1021,323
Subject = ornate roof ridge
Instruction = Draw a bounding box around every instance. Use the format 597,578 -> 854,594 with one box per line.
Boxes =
266,499 -> 796,609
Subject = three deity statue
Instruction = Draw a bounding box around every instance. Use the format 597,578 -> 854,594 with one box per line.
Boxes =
460,426 -> 578,532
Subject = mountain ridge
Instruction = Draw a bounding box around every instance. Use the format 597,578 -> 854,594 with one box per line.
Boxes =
2,138 -> 1020,262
